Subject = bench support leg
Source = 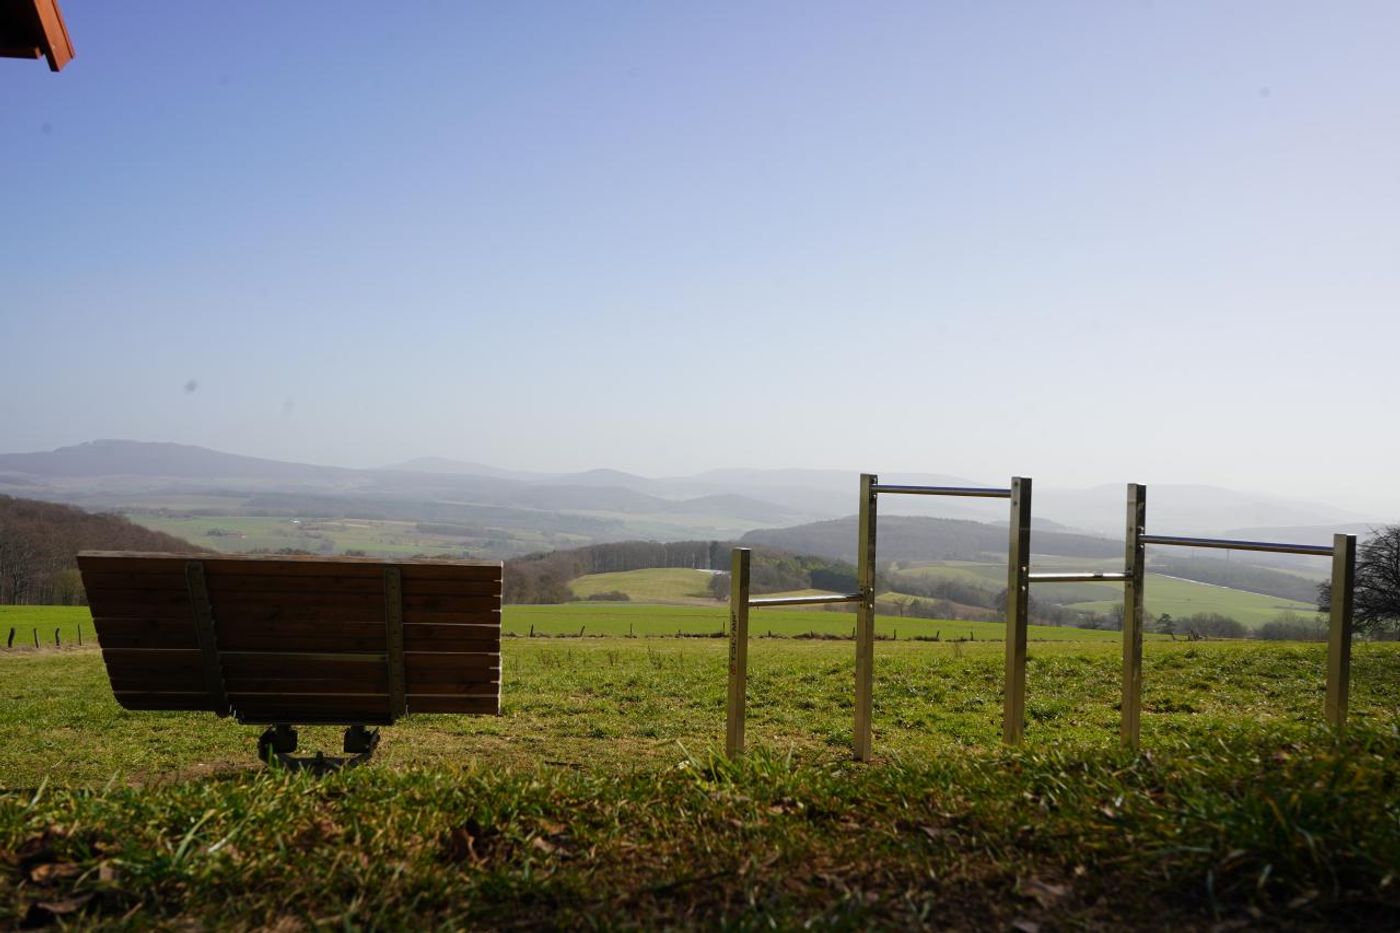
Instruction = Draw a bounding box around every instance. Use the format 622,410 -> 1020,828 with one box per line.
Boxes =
256,724 -> 380,773
343,724 -> 380,756
257,725 -> 298,763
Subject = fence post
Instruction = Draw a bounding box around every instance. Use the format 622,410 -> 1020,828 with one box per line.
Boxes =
1002,476 -> 1032,744
1122,483 -> 1147,748
725,547 -> 752,757
6,627 -> 12,648
853,473 -> 878,761
1326,533 -> 1357,730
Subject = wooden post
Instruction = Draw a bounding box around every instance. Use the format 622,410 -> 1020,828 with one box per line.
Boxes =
853,473 -> 878,761
1121,484 -> 1147,748
6,627 -> 13,648
1326,533 -> 1357,730
725,547 -> 752,757
1002,477 -> 1032,744
384,566 -> 407,720
33,628 -> 39,648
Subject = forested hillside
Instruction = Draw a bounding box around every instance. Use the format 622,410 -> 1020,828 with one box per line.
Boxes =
0,496 -> 203,604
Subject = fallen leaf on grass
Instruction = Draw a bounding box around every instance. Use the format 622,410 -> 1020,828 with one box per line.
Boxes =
28,861 -> 82,885
1019,877 -> 1070,909
37,894 -> 93,914
23,892 -> 94,926
1012,920 -> 1041,933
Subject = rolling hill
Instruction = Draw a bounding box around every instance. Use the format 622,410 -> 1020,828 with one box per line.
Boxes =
741,515 -> 1122,563
2,440 -> 1384,568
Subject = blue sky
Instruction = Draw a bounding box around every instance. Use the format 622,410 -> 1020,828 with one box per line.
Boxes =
3,2 -> 1398,512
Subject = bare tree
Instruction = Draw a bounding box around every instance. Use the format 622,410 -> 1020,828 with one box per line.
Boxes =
1317,525 -> 1400,637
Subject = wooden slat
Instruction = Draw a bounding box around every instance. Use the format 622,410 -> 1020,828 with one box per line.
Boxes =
409,695 -> 500,715
33,0 -> 75,71
93,619 -> 500,653
405,677 -> 500,695
88,595 -> 499,622
227,677 -> 389,695
94,618 -> 198,650
104,649 -> 497,679
112,691 -> 500,716
102,649 -> 200,675
404,624 -> 500,651
88,588 -> 189,611
223,655 -> 383,679
113,692 -> 220,712
110,669 -> 205,693
79,552 -> 501,579
401,608 -> 503,625
82,571 -> 500,598
231,694 -> 393,719
91,605 -> 501,627
404,652 -> 501,674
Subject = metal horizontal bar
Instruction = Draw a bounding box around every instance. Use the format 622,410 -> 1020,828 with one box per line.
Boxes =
1028,571 -> 1129,583
871,484 -> 1011,499
1140,534 -> 1334,557
749,593 -> 863,608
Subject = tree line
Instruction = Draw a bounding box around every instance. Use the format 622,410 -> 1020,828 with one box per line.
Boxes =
0,495 -> 203,605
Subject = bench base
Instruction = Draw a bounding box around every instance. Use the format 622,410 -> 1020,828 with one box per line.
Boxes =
257,723 -> 381,774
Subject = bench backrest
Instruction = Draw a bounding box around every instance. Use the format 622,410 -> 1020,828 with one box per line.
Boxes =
76,552 -> 501,725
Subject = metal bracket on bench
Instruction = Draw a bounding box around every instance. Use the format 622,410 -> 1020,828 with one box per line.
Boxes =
257,724 -> 380,774
184,560 -> 232,718
384,566 -> 407,720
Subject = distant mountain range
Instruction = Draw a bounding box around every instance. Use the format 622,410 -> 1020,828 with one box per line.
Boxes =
0,440 -> 1387,563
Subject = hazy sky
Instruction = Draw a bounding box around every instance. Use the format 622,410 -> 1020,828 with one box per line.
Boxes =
3,2 -> 1398,512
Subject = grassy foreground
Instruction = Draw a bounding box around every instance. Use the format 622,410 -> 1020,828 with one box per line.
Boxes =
3,731 -> 1397,929
2,635 -> 1398,927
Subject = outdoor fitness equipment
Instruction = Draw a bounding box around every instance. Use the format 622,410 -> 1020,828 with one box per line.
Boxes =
725,475 -> 1358,760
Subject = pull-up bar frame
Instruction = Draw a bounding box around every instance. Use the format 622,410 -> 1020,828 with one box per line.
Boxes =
1133,524 -> 1356,742
726,474 -> 1033,760
725,474 -> 1359,761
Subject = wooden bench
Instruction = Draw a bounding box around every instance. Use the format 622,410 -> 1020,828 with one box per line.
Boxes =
76,552 -> 502,767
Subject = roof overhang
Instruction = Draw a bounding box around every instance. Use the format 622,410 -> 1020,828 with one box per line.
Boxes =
0,0 -> 74,71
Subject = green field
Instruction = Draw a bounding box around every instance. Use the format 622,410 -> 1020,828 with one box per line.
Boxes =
569,567 -> 718,603
891,560 -> 1319,628
1,604 -> 1149,645
124,512 -> 585,559
1,634 -> 1397,927
1064,574 -> 1319,628
0,605 -> 94,648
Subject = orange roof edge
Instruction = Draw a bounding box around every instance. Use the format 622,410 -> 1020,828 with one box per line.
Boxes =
0,0 -> 74,71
